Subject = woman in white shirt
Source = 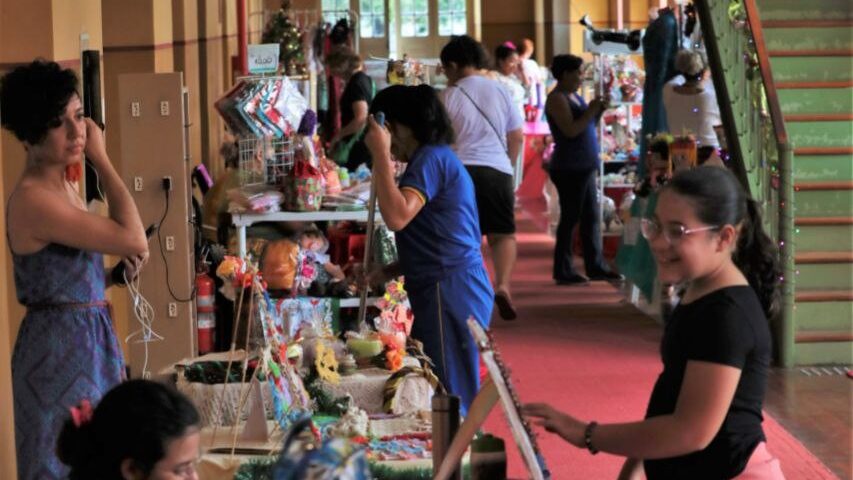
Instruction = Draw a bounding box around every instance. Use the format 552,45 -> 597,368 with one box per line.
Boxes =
491,43 -> 526,118
439,35 -> 525,320
662,50 -> 721,154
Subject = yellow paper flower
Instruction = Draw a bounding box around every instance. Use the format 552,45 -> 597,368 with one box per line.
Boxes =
315,341 -> 340,384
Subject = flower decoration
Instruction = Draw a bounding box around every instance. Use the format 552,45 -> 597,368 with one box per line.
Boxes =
314,340 -> 340,384
385,348 -> 404,372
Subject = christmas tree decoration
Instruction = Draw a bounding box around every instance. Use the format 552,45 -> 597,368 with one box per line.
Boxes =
262,0 -> 306,75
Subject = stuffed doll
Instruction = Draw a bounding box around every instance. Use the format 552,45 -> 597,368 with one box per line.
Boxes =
261,238 -> 299,292
635,133 -> 673,198
295,109 -> 318,168
670,134 -> 698,172
297,229 -> 353,297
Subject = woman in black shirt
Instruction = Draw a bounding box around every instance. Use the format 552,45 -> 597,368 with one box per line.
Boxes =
327,47 -> 374,171
524,166 -> 786,479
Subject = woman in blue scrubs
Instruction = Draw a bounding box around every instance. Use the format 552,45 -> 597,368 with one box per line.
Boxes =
364,85 -> 493,414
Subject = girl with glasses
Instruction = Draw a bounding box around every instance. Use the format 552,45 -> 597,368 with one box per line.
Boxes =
525,166 -> 785,479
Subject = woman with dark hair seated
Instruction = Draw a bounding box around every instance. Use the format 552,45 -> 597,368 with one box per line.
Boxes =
57,380 -> 201,479
364,85 -> 493,415
1,60 -> 148,479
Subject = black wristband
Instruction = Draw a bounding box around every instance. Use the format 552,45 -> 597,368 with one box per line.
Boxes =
584,421 -> 599,455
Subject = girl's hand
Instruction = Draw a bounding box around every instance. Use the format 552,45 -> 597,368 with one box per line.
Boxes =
522,403 -> 587,448
364,115 -> 392,167
83,118 -> 109,166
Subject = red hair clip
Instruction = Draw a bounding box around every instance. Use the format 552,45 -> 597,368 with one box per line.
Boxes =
69,399 -> 93,428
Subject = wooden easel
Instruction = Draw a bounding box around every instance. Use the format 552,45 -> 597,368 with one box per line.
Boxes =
433,319 -> 550,480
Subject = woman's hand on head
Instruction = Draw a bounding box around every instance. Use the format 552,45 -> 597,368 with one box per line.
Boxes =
83,118 -> 109,165
522,403 -> 586,448
364,115 -> 392,166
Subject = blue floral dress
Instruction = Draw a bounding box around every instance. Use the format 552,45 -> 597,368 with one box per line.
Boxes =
10,243 -> 125,479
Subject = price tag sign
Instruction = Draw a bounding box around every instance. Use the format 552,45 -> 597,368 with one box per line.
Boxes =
248,44 -> 280,74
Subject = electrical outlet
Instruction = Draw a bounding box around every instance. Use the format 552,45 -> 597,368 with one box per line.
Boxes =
133,176 -> 143,192
160,101 -> 170,116
168,302 -> 178,318
165,236 -> 175,251
131,101 -> 141,117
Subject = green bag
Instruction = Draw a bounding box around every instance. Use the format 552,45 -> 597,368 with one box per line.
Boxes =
331,78 -> 376,166
331,129 -> 364,166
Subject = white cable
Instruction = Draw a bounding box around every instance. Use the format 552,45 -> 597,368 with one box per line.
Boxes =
123,269 -> 163,379
90,160 -> 108,209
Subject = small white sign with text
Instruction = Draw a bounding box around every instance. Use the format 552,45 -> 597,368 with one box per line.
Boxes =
248,43 -> 280,74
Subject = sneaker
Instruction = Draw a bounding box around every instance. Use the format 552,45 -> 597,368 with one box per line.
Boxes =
555,274 -> 590,286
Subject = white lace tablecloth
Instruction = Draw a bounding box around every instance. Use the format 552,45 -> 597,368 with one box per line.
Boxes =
175,364 -> 432,426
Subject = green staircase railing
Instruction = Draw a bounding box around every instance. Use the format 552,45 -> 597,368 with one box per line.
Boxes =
695,0 -> 796,366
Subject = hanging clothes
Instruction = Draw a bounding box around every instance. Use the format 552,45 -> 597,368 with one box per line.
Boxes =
639,8 -> 679,177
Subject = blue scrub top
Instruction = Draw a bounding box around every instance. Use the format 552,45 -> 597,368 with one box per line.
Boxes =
396,144 -> 483,286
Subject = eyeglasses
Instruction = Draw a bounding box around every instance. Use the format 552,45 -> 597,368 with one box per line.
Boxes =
640,218 -> 719,245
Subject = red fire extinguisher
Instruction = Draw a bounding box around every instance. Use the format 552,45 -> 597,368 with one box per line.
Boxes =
195,268 -> 216,355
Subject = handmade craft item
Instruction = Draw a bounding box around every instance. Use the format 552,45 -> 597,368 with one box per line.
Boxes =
670,134 -> 698,172
260,239 -> 299,291
433,319 -> 551,480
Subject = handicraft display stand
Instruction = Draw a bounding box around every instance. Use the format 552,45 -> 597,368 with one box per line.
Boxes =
433,318 -> 551,480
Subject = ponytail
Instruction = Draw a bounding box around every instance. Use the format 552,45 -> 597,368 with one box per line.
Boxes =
733,199 -> 782,318
56,419 -> 97,479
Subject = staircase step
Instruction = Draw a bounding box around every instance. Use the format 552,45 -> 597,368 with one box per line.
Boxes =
757,0 -> 853,21
770,50 -> 853,57
795,251 -> 853,264
793,155 -> 853,182
794,189 -> 853,217
795,216 -> 853,226
793,342 -> 853,365
764,26 -> 853,52
770,57 -> 853,83
793,223 -> 853,252
795,262 -> 853,290
795,290 -> 853,302
796,331 -> 853,343
788,120 -> 853,148
777,80 -> 853,89
763,20 -> 853,28
794,147 -> 853,155
778,87 -> 853,115
795,181 -> 853,191
785,113 -> 853,121
793,301 -> 853,351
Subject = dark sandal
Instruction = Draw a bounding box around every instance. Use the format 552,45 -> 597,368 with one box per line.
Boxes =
494,292 -> 518,321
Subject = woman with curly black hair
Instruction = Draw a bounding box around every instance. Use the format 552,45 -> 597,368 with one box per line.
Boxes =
1,60 -> 148,479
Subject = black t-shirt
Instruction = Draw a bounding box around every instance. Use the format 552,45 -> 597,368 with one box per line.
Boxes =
340,71 -> 373,127
339,71 -> 374,170
644,286 -> 771,479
